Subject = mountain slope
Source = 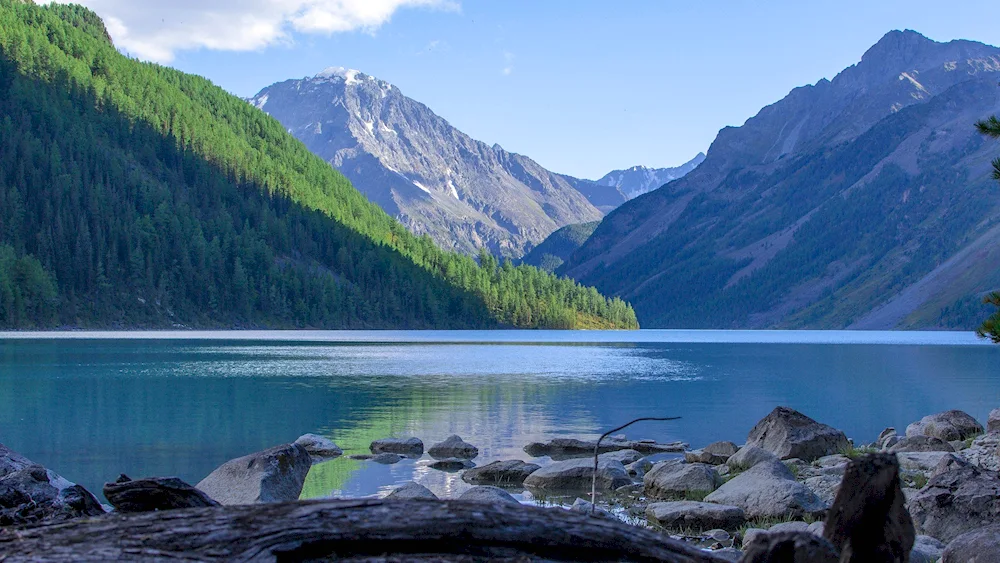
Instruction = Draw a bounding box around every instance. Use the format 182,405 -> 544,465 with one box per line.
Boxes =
594,153 -> 706,200
561,30 -> 1000,329
519,222 -> 600,272
250,70 -> 603,257
0,0 -> 637,330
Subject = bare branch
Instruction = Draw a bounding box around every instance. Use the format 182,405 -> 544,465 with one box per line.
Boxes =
591,416 -> 681,515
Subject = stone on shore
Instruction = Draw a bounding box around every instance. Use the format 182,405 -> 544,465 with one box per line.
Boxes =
908,461 -> 1000,542
896,451 -> 958,474
726,445 -> 778,470
370,437 -> 424,456
427,435 -> 478,460
910,535 -> 946,563
522,458 -> 631,492
0,443 -> 105,527
196,443 -> 311,505
461,460 -> 540,486
643,461 -> 721,500
905,410 -> 984,442
598,449 -> 644,465
569,498 -> 616,520
889,435 -> 956,453
684,441 -> 738,465
458,485 -> 518,505
803,474 -> 841,505
703,460 -> 827,519
745,406 -> 850,462
645,501 -> 745,531
626,458 -> 653,478
103,475 -> 219,512
294,434 -> 343,458
384,481 -> 437,500
523,437 -> 686,459
428,458 -> 474,471
941,525 -> 1000,563
741,531 -> 839,563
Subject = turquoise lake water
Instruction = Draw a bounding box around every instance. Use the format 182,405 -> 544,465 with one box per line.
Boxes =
0,330 -> 997,502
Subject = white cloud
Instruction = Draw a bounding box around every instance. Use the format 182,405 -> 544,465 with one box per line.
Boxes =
51,0 -> 459,63
502,50 -> 514,76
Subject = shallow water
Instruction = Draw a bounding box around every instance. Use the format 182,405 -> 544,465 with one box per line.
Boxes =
0,330 -> 996,501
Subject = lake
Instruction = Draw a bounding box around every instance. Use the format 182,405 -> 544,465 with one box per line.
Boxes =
1,330 -> 997,503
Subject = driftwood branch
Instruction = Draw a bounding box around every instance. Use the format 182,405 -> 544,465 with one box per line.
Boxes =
0,498 -> 731,562
591,417 -> 681,514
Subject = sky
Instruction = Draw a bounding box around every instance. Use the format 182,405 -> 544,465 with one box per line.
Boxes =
56,1 -> 1000,180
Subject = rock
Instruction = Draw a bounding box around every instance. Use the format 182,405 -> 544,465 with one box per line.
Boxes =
522,458 -> 631,492
196,443 -> 312,505
882,436 -> 901,450
598,449 -> 644,465
0,460 -> 105,527
910,535 -> 946,563
569,498 -> 616,520
348,454 -> 373,460
626,457 -> 653,478
942,525 -> 1000,563
877,427 -> 898,450
742,528 -> 767,549
807,521 -> 825,537
768,521 -> 810,534
949,440 -> 967,451
523,437 -> 686,459
896,451 -> 957,474
712,547 -> 742,562
371,453 -> 403,464
716,464 -> 731,477
643,461 -> 721,500
703,460 -> 827,519
615,483 -> 643,495
384,481 -> 437,500
294,434 -> 343,458
814,454 -> 851,468
803,474 -> 841,505
645,501 -> 745,531
908,462 -> 1000,542
964,432 -> 1000,472
103,475 -> 218,512
741,531 -> 839,563
745,406 -> 850,462
370,437 -> 424,456
823,453 -> 914,563
889,435 -> 956,453
428,458 -> 474,471
458,485 -> 518,505
685,441 -> 738,465
906,410 -> 984,442
427,435 -> 478,460
705,441 -> 739,457
989,409 -> 1000,434
726,445 -> 779,470
930,453 -> 970,478
461,460 -> 540,486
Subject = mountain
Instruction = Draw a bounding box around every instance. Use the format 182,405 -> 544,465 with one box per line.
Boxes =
594,153 -> 706,199
0,0 -> 638,330
560,30 -> 1000,330
249,70 -> 605,257
519,222 -> 600,272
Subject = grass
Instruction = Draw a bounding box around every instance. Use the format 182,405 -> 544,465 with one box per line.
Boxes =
962,433 -> 983,449
838,444 -> 879,460
902,473 -> 929,490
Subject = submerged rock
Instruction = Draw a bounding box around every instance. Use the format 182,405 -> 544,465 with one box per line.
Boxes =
427,435 -> 478,459
744,406 -> 850,462
371,453 -> 403,464
905,410 -> 984,442
522,458 -> 631,492
196,443 -> 311,505
428,458 -> 473,471
461,460 -> 539,486
103,475 -> 219,512
370,437 -> 424,457
523,437 -> 685,459
294,434 -> 343,459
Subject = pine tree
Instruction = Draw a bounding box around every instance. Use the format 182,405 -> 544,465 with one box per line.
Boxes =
976,116 -> 1000,342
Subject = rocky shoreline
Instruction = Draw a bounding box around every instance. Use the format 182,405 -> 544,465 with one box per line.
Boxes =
2,407 -> 999,561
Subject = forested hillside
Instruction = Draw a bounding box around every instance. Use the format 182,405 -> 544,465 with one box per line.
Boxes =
0,1 -> 637,330
519,222 -> 599,273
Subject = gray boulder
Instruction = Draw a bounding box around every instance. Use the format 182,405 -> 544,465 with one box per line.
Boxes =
522,458 -> 631,492
371,453 -> 403,464
942,525 -> 1000,563
643,461 -> 721,500
625,457 -> 653,478
569,498 -> 616,520
741,531 -> 839,563
370,437 -> 424,456
645,501 -> 745,531
685,441 -> 738,465
906,410 -> 984,442
742,528 -> 767,548
745,406 -> 850,462
458,485 -> 518,505
989,409 -> 1000,434
196,443 -> 311,505
726,445 -> 779,470
897,451 -> 958,474
877,427 -> 898,450
908,462 -> 1000,542
598,449 -> 644,465
294,434 -> 343,458
803,474 -> 841,505
461,460 -> 539,486
103,475 -> 218,512
703,460 -> 828,519
428,458 -> 474,471
427,435 -> 478,460
807,521 -> 825,537
889,435 -> 956,453
768,521 -> 810,534
0,459 -> 105,527
910,535 -> 946,563
964,432 -> 1000,472
385,481 -> 437,500
523,437 -> 686,459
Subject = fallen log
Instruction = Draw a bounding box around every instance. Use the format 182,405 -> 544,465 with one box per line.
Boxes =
0,498 -> 732,562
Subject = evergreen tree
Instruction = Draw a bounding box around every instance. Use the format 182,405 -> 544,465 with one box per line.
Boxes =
976,116 -> 1000,342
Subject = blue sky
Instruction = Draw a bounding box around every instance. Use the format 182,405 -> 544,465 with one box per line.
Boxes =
67,1 -> 1000,179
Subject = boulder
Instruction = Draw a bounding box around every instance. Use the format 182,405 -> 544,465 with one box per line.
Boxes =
888,435 -> 956,453
742,528 -> 767,549
294,434 -> 343,458
803,474 -> 841,505
598,449 -> 644,465
745,406 -> 850,462
625,458 -> 653,478
964,432 -> 1000,472
427,435 -> 478,460
371,453 -> 403,464
523,437 -> 686,459
896,451 -> 957,474
522,458 -> 631,492
942,525 -> 1000,563
910,535 -> 946,563
428,458 -> 474,471
814,454 -> 851,469
768,521 -> 810,534
458,485 -> 518,505
726,445 -> 778,470
0,463 -> 105,527
908,462 -> 1000,542
569,498 -> 616,520
741,531 -> 839,563
370,437 -> 424,456
989,409 -> 1000,435
703,460 -> 827,519
384,481 -> 437,500
645,501 -> 745,531
643,461 -> 721,500
196,443 -> 312,505
807,521 -> 825,537
877,427 -> 898,450
906,410 -> 984,442
685,441 -> 738,465
461,460 -> 539,486
103,475 -> 218,512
